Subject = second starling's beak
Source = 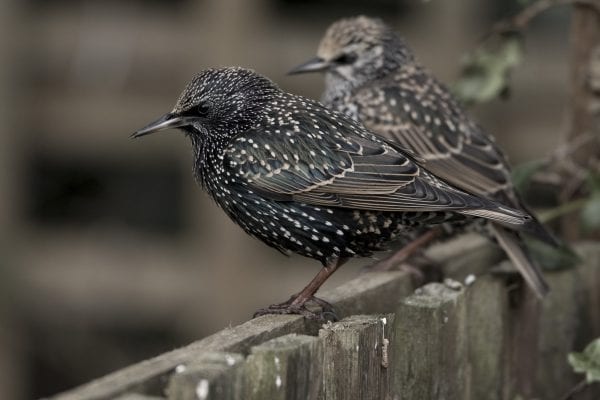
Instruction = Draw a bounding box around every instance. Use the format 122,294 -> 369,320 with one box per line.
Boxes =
288,57 -> 331,75
131,113 -> 196,138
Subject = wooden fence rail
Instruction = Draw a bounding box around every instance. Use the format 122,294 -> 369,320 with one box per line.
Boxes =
49,236 -> 600,400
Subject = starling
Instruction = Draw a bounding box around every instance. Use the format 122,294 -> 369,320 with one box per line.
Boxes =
133,67 -> 542,318
290,16 -> 556,297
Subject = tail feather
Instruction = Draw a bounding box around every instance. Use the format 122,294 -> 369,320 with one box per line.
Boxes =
461,203 -> 558,248
519,209 -> 560,247
490,223 -> 549,298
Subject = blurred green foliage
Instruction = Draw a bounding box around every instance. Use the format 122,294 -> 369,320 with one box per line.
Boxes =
511,160 -> 547,193
453,35 -> 523,106
568,337 -> 600,383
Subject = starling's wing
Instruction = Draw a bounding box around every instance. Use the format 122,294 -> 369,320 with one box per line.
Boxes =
225,105 -> 529,227
350,66 -> 516,203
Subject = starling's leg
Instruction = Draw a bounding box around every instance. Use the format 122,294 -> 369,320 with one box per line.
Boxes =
366,227 -> 443,272
253,257 -> 348,320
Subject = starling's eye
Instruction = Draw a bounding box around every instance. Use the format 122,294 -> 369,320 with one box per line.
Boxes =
333,53 -> 357,65
196,102 -> 211,117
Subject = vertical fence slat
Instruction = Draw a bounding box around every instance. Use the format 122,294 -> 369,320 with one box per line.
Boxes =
392,281 -> 467,400
535,267 -> 582,398
242,334 -> 322,400
465,275 -> 509,400
166,352 -> 244,400
320,314 -> 393,400
575,242 -> 600,342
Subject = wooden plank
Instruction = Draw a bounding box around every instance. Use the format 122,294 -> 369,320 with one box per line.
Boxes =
426,233 -> 504,282
323,270 -> 412,318
464,275 -> 509,400
534,266 -> 581,399
392,281 -> 467,399
242,334 -> 322,400
114,395 -> 165,400
50,269 -> 413,400
51,315 -> 309,400
166,352 -> 244,400
320,314 -> 394,400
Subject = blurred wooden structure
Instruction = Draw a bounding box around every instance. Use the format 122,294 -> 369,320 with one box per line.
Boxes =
50,240 -> 600,400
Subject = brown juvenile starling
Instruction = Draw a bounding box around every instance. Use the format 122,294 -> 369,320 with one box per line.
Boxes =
290,16 -> 556,297
133,67 -> 545,318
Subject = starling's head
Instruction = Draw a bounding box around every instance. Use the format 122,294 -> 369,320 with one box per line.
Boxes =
133,67 -> 278,140
289,16 -> 413,83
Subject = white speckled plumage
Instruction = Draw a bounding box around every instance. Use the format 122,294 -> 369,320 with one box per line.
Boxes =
148,68 -> 534,266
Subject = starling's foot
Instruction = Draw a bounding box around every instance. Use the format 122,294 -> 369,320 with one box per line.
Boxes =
253,295 -> 338,321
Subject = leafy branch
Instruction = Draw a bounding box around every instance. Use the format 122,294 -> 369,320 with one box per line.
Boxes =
561,337 -> 600,399
455,0 -> 600,237
486,0 -> 600,40
454,0 -> 600,105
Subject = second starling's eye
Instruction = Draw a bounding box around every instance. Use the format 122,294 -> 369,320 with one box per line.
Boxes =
196,102 -> 211,117
333,53 -> 357,65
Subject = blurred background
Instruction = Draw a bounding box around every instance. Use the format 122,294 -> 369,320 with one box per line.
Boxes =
0,0 -> 574,398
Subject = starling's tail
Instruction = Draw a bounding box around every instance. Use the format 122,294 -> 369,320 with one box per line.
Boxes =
490,223 -> 549,298
518,207 -> 560,247
461,203 -> 558,248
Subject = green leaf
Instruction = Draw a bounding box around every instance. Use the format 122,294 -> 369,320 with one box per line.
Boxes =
511,159 -> 547,193
453,36 -> 523,105
523,236 -> 580,271
568,338 -> 600,383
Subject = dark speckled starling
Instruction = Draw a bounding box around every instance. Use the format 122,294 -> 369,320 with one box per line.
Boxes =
290,16 -> 557,298
133,67 -> 543,318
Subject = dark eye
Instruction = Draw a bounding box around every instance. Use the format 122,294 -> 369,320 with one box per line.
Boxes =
333,53 -> 357,65
196,102 -> 210,116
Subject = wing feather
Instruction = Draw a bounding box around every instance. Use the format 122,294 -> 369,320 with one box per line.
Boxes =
351,66 -> 514,200
224,104 -> 524,221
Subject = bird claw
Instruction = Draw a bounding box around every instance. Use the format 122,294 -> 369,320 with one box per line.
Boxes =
253,295 -> 338,321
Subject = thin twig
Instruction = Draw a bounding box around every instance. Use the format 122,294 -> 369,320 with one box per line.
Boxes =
484,0 -> 600,40
529,132 -> 597,192
558,378 -> 588,400
538,197 -> 589,223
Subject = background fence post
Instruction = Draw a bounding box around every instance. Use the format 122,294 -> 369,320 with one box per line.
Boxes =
392,281 -> 467,399
465,275 -> 509,400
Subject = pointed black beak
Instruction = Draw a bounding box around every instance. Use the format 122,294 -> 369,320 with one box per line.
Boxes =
131,113 -> 196,138
288,57 -> 330,75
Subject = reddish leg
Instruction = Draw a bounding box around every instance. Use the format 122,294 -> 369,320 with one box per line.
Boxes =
368,227 -> 443,272
254,257 -> 348,320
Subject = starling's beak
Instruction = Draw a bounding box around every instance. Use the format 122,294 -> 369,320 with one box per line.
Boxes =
288,57 -> 330,75
131,113 -> 196,138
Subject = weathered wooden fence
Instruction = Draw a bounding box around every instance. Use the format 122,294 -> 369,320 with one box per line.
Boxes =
49,236 -> 600,400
